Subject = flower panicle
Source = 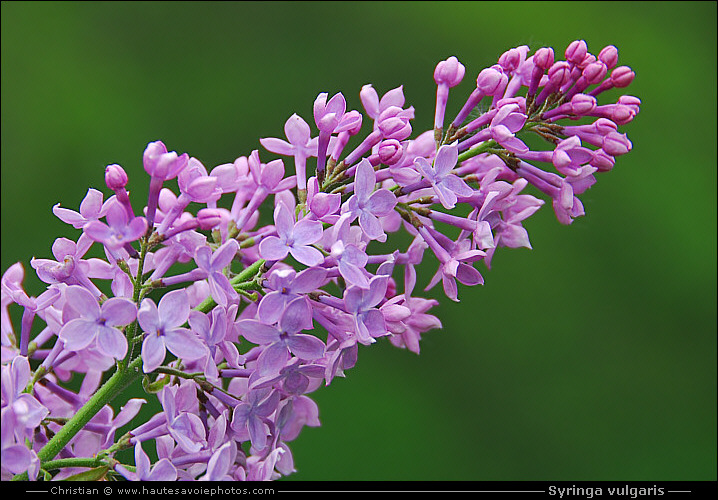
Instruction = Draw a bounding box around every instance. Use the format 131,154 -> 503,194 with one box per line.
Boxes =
1,39 -> 638,482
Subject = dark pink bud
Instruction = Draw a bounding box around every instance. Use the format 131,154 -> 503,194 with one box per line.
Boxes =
547,61 -> 572,87
533,47 -> 555,70
582,61 -> 607,84
197,208 -> 225,230
570,94 -> 597,114
590,149 -> 616,172
593,118 -> 618,135
434,56 -> 465,87
610,66 -> 635,87
105,164 -> 128,190
602,132 -> 632,156
498,46 -> 528,72
598,45 -> 619,69
618,95 -> 641,114
565,40 -> 588,65
476,66 -> 506,95
378,139 -> 403,165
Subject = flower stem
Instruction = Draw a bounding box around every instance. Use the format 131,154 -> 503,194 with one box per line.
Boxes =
12,356 -> 144,481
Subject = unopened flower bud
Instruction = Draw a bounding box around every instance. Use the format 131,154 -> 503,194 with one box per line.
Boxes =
533,47 -> 555,70
476,66 -> 506,95
610,66 -> 635,87
434,56 -> 465,87
582,61 -> 608,85
565,40 -> 588,65
197,208 -> 225,230
598,45 -> 619,69
378,140 -> 403,165
105,164 -> 128,190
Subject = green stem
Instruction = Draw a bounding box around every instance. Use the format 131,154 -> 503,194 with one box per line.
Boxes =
194,259 -> 266,314
457,140 -> 497,163
41,457 -> 108,471
12,356 -> 144,481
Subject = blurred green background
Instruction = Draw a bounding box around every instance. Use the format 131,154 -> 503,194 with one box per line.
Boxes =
1,1 -> 715,481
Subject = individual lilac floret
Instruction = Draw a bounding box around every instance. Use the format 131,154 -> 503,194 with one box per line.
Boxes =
59,285 -> 137,360
259,203 -> 324,267
343,276 -> 390,345
257,266 -> 328,325
230,388 -> 280,451
84,199 -> 147,252
433,56 -> 465,140
116,442 -> 177,481
1,356 -> 49,444
313,92 -> 346,177
194,239 -> 240,307
236,296 -> 325,374
341,159 -> 397,242
138,289 -> 207,373
260,113 -> 318,193
413,142 -> 473,209
52,188 -> 111,230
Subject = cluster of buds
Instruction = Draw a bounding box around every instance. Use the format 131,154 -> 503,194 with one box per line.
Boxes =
2,39 -> 638,481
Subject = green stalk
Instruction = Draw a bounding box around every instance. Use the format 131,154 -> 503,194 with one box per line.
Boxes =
12,356 -> 144,481
457,140 -> 497,163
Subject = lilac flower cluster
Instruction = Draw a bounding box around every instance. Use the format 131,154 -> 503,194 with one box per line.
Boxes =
2,40 -> 638,481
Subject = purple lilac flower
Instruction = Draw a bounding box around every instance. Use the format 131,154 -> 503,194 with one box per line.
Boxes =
258,203 -> 324,267
59,285 -> 137,359
84,199 -> 147,251
53,188 -> 111,229
230,388 -> 280,451
116,442 -> 178,481
341,159 -> 397,242
193,239 -> 240,307
237,296 -> 325,374
261,113 -> 318,192
413,142 -> 473,209
257,266 -> 328,325
138,289 -> 207,373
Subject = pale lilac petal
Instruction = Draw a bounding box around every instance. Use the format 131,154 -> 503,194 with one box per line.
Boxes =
125,217 -> 148,241
284,113 -> 311,145
236,320 -> 280,345
279,297 -> 312,334
286,334 -> 325,360
339,260 -> 370,289
354,160 -> 376,202
134,443 -> 152,478
434,142 -> 459,176
260,137 -> 295,156
158,289 -> 190,328
53,205 -> 85,228
288,245 -> 324,267
257,292 -> 286,325
442,174 -> 474,197
60,318 -> 99,351
141,334 -> 166,373
147,458 -> 177,481
101,297 -> 137,327
257,343 -> 290,374
65,285 -> 101,319
273,203 -> 294,238
211,239 -> 239,270
247,414 -> 268,450
259,236 -> 290,261
164,329 -> 207,360
137,299 -> 160,333
290,267 -> 328,293
194,245 -> 213,270
291,219 -> 323,246
96,325 -> 128,359
358,211 -> 385,241
366,189 -> 397,217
